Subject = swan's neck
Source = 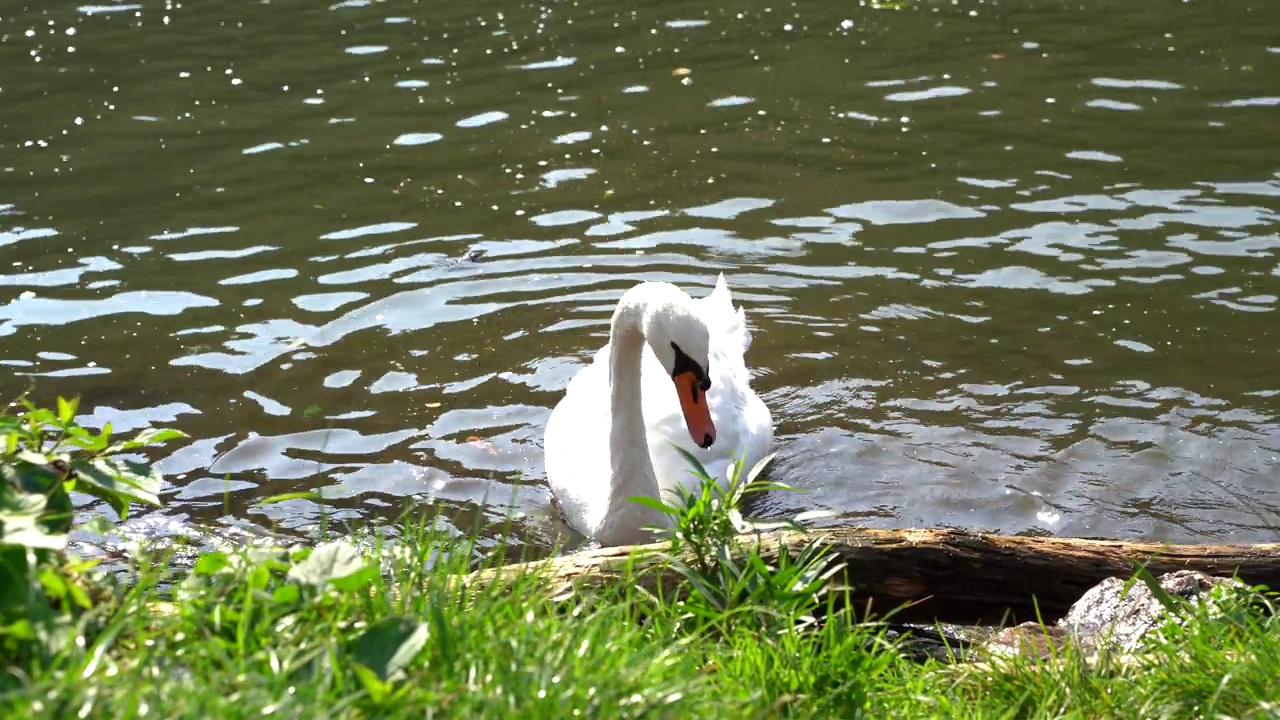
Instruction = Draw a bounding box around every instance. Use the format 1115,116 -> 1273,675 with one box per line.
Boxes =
596,294 -> 669,544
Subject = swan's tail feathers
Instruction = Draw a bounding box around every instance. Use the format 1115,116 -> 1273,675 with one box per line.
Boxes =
712,272 -> 731,301
702,273 -> 752,355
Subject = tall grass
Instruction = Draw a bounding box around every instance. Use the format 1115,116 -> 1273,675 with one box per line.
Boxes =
6,510 -> 1276,719
3,403 -> 1277,718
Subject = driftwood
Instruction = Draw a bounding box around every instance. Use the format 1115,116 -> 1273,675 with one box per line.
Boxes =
467,527 -> 1280,625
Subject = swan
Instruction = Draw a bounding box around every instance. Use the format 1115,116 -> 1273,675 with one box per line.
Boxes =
543,274 -> 774,547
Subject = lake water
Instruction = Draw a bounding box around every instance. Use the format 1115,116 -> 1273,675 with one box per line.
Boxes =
3,0 -> 1278,554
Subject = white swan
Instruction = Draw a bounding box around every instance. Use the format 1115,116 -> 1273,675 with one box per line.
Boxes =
544,274 -> 774,547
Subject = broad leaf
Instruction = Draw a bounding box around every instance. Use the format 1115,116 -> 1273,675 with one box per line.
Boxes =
351,663 -> 390,703
21,405 -> 56,427
1,494 -> 67,550
14,450 -> 50,467
272,584 -> 300,605
330,562 -> 379,593
62,426 -> 109,452
350,616 -> 429,682
287,541 -> 375,592
2,475 -> 72,538
2,459 -> 61,495
193,552 -> 231,576
70,457 -> 164,516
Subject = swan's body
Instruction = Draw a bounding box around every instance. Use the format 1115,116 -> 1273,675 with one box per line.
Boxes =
544,274 -> 773,547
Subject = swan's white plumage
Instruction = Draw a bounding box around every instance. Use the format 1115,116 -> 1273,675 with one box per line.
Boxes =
543,274 -> 774,544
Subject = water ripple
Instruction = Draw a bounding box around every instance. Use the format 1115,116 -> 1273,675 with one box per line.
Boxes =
4,0 -> 1278,549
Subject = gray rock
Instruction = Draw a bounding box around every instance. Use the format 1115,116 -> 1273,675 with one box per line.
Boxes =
977,570 -> 1253,661
1059,570 -> 1246,653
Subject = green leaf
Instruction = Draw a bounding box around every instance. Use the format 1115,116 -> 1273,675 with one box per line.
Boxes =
6,524 -> 66,552
2,619 -> 37,642
287,541 -> 374,592
62,426 -> 109,452
79,514 -> 117,537
66,578 -> 94,610
258,491 -> 323,506
38,566 -> 69,600
194,552 -> 231,576
625,495 -> 679,518
302,404 -> 323,417
104,427 -> 190,455
69,457 -> 164,516
15,450 -> 50,467
0,546 -> 36,611
56,396 -> 79,425
668,443 -> 711,481
350,616 -> 429,682
352,662 -> 390,703
22,406 -> 56,427
1130,560 -> 1186,614
3,459 -> 61,495
247,563 -> 272,591
746,452 -> 777,484
330,564 -> 379,593
429,603 -> 452,665
272,584 -> 300,605
0,493 -> 67,550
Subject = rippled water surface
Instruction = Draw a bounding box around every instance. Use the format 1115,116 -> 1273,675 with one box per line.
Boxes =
3,0 -> 1279,551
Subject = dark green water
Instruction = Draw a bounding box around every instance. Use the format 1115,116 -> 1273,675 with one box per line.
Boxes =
2,0 -> 1278,551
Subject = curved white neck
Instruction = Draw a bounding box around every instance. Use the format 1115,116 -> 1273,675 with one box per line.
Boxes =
595,286 -> 675,545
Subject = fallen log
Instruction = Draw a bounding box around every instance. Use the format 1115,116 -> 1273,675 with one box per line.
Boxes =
466,527 -> 1280,625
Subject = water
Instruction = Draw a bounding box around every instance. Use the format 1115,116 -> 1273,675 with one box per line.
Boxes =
3,0 -> 1278,554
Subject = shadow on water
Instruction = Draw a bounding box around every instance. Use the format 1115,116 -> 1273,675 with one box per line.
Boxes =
1,0 -> 1277,556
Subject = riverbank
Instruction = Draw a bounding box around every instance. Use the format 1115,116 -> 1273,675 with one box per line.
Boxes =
3,400 -> 1278,718
4,524 -> 1279,719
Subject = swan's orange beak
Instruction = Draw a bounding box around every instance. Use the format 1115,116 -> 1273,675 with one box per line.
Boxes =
673,371 -> 716,449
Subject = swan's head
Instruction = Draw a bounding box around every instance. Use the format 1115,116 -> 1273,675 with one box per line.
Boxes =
643,299 -> 716,450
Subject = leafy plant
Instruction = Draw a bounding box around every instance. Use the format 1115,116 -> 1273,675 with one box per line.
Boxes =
0,394 -> 187,671
630,447 -> 844,634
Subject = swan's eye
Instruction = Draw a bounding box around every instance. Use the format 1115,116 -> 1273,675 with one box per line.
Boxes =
669,342 -> 709,388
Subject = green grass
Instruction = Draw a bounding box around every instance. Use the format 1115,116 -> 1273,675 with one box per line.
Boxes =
3,399 -> 1279,718
2,518 -> 1278,720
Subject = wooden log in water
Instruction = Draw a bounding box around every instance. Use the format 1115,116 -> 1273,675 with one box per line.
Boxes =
467,527 -> 1280,625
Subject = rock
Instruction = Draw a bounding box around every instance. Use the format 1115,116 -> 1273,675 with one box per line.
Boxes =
1058,570 -> 1246,654
975,570 -> 1253,661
